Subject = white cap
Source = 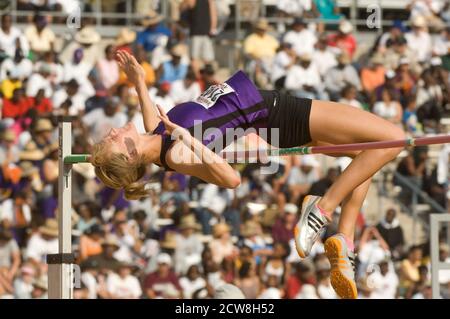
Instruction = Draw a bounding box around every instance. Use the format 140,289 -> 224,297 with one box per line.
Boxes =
156,253 -> 172,266
247,202 -> 267,215
214,284 -> 246,299
301,155 -> 319,167
258,287 -> 281,299
284,203 -> 298,214
399,57 -> 410,65
430,56 -> 442,66
339,20 -> 353,34
386,69 -> 396,79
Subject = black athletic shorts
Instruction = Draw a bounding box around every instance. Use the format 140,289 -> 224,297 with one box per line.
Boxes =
259,90 -> 313,148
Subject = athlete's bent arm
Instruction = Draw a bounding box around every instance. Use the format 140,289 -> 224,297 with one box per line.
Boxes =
157,105 -> 241,188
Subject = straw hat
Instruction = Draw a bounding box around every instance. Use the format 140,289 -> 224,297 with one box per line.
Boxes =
170,44 -> 188,57
33,276 -> 48,291
75,27 -> 101,45
19,161 -> 39,178
116,28 -> 136,46
141,11 -> 163,27
339,20 -> 354,34
337,52 -> 351,65
255,18 -> 270,31
178,215 -> 201,231
101,234 -> 120,250
247,202 -> 267,215
213,223 -> 231,238
161,231 -> 177,249
299,52 -> 312,62
39,218 -> 59,237
411,15 -> 427,28
19,141 -> 45,161
0,129 -> 15,142
156,253 -> 172,266
241,221 -> 261,238
35,119 -> 53,132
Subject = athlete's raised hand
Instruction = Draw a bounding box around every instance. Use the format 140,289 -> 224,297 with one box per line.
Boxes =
116,50 -> 145,85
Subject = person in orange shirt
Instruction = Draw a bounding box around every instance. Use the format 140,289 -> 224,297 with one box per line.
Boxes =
79,224 -> 104,262
361,55 -> 386,99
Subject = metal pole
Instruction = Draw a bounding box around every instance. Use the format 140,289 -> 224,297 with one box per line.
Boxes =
235,0 -> 241,41
430,214 -> 440,299
126,0 -> 132,26
47,119 -> 74,299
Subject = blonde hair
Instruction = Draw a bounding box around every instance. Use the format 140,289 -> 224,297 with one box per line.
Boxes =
91,141 -> 148,200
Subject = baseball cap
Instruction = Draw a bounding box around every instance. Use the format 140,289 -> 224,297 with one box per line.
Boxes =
156,253 -> 172,266
284,203 -> 298,214
214,284 -> 246,299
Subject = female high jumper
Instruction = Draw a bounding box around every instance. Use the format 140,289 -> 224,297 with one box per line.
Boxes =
91,51 -> 405,299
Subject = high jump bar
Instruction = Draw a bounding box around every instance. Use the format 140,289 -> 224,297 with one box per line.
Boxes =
64,134 -> 450,164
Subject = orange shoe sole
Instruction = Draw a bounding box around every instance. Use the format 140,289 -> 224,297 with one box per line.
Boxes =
324,237 -> 358,299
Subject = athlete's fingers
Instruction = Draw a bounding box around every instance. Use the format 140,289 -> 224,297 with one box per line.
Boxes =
156,104 -> 167,118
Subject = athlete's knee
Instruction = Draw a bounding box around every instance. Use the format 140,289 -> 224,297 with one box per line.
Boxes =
385,127 -> 406,159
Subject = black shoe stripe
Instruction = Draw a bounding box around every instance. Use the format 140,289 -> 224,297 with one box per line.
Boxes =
307,218 -> 322,230
309,213 -> 325,226
307,221 -> 320,232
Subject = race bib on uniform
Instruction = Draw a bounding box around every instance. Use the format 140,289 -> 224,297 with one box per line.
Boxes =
196,83 -> 235,109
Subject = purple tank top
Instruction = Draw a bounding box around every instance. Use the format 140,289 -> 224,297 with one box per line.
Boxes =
153,71 -> 268,170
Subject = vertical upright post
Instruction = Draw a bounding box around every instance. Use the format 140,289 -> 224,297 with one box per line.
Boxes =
47,119 -> 74,299
430,214 -> 440,299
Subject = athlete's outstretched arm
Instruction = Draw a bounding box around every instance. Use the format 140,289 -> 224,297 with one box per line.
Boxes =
156,105 -> 241,188
116,50 -> 160,132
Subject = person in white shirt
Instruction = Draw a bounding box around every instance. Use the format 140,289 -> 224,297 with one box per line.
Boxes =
405,16 -> 432,63
174,216 -> 203,275
52,79 -> 87,116
96,44 -> 120,90
433,26 -> 450,56
312,34 -> 337,79
277,0 -> 313,18
285,53 -> 327,100
0,14 -> 29,58
367,260 -> 399,299
149,82 -> 176,113
25,219 -> 58,265
24,14 -> 55,55
26,64 -> 53,98
283,18 -> 317,57
438,244 -> 450,298
271,43 -> 296,89
179,264 -> 206,299
106,262 -> 142,299
82,97 -> 128,143
339,85 -> 363,109
0,50 -> 33,82
287,155 -> 321,203
169,70 -> 202,105
62,48 -> 95,98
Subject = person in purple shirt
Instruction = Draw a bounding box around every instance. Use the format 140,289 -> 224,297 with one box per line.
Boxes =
91,50 -> 406,299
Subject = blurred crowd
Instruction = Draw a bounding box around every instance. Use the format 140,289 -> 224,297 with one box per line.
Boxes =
0,0 -> 450,299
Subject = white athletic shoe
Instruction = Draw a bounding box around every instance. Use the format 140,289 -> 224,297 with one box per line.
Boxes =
294,195 -> 330,258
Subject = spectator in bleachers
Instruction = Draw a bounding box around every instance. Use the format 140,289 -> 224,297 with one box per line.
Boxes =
376,208 -> 405,260
96,45 -> 120,91
157,44 -> 189,84
106,262 -> 142,299
325,52 -> 361,101
169,69 -> 201,104
373,88 -> 403,127
0,14 -> 29,60
180,0 -> 217,64
338,84 -> 363,109
118,46 -> 156,88
0,47 -> 33,83
272,203 -> 298,245
136,11 -> 171,54
287,155 -> 320,204
399,245 -> 423,297
174,215 -> 203,275
314,0 -> 342,22
271,43 -> 296,90
144,252 -> 183,298
357,226 -> 391,278
361,55 -> 386,99
285,52 -> 327,100
179,264 -> 206,299
366,259 -> 399,299
24,218 -> 58,266
405,16 -> 432,63
283,18 -> 317,58
235,261 -> 261,299
376,20 -> 407,54
26,63 -> 53,99
433,26 -> 450,57
24,14 -> 55,59
312,34 -> 337,79
327,20 -> 357,58
0,227 -> 20,298
285,261 -> 316,299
